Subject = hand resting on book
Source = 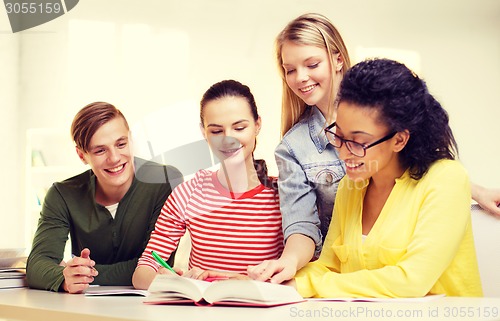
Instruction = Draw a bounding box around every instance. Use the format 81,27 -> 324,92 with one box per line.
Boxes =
194,269 -> 250,281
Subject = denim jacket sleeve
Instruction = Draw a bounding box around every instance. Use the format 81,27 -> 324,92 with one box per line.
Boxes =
276,140 -> 323,256
275,107 -> 345,257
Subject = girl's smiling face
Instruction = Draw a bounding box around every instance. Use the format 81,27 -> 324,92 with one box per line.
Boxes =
281,41 -> 342,113
201,96 -> 261,168
335,102 -> 400,182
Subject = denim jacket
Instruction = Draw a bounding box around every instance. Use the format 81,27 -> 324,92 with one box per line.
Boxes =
276,106 -> 345,256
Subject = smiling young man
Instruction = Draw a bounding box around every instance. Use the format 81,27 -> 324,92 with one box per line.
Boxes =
26,102 -> 182,294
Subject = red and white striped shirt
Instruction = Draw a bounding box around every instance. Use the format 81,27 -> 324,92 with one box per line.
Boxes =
137,169 -> 283,274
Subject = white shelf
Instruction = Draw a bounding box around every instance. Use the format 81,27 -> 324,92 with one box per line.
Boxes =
25,128 -> 88,258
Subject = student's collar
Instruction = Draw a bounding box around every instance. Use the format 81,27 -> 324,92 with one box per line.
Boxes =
308,106 -> 331,153
89,168 -> 137,206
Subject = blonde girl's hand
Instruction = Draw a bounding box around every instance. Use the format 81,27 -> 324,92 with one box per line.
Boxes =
247,257 -> 297,284
474,186 -> 500,217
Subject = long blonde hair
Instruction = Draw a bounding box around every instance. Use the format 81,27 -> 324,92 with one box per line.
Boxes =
276,13 -> 351,137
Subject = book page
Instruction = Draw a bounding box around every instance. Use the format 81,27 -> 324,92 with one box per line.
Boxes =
85,286 -> 149,296
203,280 -> 304,306
0,271 -> 26,279
0,277 -> 27,289
0,248 -> 26,268
0,248 -> 25,258
148,274 -> 212,302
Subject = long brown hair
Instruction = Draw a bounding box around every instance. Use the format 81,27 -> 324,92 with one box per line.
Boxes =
276,13 -> 351,137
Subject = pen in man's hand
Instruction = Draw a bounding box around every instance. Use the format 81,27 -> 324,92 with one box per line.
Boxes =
151,250 -> 177,274
71,254 -> 97,271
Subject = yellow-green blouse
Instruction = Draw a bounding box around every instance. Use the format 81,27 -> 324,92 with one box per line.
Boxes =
295,159 -> 482,298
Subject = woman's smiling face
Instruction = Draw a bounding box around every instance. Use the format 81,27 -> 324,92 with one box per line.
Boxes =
281,41 -> 336,112
335,102 -> 398,182
201,96 -> 261,167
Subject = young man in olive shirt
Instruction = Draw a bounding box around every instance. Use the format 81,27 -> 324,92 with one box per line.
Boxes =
26,102 -> 182,293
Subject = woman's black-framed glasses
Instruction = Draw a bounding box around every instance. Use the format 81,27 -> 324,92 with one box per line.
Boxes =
325,122 -> 397,157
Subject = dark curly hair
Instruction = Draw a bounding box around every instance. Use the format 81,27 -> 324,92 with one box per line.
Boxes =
337,58 -> 458,180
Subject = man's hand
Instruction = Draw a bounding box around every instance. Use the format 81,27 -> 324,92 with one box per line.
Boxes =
61,248 -> 98,294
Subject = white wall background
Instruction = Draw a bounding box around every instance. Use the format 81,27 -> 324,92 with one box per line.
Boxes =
1,0 -> 499,249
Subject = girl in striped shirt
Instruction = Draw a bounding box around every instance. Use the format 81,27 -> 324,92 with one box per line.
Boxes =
132,80 -> 283,290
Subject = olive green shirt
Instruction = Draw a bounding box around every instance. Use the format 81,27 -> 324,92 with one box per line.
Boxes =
26,158 -> 182,292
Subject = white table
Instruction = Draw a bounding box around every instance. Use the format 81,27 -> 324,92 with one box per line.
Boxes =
0,288 -> 499,321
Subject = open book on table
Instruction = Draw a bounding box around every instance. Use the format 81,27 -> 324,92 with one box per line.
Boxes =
144,274 -> 305,307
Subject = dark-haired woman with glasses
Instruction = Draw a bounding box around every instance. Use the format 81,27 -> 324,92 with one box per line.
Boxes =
290,58 -> 483,298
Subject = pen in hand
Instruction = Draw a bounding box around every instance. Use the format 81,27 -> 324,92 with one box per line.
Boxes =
71,253 -> 97,272
151,250 -> 177,274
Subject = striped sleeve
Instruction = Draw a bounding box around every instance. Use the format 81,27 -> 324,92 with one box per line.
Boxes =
136,171 -> 204,271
